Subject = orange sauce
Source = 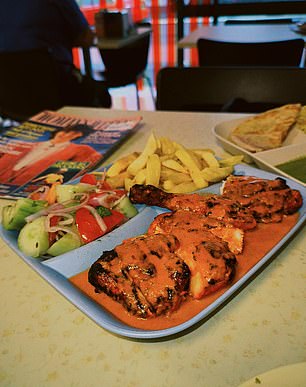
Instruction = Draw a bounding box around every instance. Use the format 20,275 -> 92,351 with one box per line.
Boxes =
70,214 -> 298,330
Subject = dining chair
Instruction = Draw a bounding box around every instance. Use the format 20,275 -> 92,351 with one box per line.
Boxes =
156,66 -> 306,113
0,48 -> 62,121
197,38 -> 305,67
98,23 -> 154,110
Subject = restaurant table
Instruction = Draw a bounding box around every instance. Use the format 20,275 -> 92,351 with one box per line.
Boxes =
178,23 -> 306,66
1,107 -> 306,387
82,26 -> 151,78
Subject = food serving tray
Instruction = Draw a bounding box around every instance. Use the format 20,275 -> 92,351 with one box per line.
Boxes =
213,116 -> 306,187
1,164 -> 305,340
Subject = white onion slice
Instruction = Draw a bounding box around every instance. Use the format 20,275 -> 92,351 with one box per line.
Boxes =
44,215 -> 79,238
89,191 -> 125,208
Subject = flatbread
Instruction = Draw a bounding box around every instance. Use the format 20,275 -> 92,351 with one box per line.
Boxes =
230,103 -> 301,152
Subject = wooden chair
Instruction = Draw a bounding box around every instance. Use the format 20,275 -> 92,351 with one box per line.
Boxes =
197,38 -> 305,67
98,24 -> 154,110
0,48 -> 62,121
156,66 -> 306,113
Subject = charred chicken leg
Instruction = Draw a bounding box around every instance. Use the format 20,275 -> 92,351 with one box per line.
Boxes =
130,184 -> 257,231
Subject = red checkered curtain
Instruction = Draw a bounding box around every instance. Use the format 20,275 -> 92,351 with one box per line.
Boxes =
150,0 -> 176,84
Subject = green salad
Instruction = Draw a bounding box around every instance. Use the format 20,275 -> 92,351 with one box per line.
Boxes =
1,173 -> 138,258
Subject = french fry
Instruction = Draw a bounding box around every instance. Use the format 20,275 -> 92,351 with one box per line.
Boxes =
146,154 -> 161,186
124,177 -> 135,192
187,149 -> 203,170
175,148 -> 207,189
106,152 -> 139,177
219,155 -> 244,166
177,143 -> 205,170
159,153 -> 177,162
159,136 -> 178,155
134,169 -> 147,185
201,166 -> 234,182
162,180 -> 175,191
106,171 -> 131,189
192,148 -> 215,155
161,159 -> 188,173
160,166 -> 176,180
166,181 -> 198,194
127,132 -> 158,176
161,171 -> 192,185
196,150 -> 220,168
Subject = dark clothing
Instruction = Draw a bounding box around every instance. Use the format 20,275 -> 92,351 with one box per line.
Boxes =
0,0 -> 111,108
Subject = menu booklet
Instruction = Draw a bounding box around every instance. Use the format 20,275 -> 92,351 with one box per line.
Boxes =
0,110 -> 141,199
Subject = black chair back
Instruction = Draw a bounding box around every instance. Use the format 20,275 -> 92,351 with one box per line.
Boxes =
98,26 -> 153,109
0,48 -> 62,121
156,66 -> 306,113
99,32 -> 151,87
224,18 -> 294,25
197,38 -> 305,67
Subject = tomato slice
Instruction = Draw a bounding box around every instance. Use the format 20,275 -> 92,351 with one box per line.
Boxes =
80,173 -> 113,190
103,210 -> 125,231
99,180 -> 112,190
75,208 -> 125,244
75,208 -> 103,243
80,174 -> 97,185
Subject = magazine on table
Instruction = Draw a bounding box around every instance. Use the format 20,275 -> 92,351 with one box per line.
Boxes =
0,110 -> 141,199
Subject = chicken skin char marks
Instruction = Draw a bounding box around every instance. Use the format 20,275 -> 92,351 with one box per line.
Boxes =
221,176 -> 303,223
88,234 -> 191,318
129,184 -> 257,230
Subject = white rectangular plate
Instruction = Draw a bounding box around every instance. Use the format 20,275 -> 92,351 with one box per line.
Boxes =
0,164 -> 305,340
213,116 -> 306,186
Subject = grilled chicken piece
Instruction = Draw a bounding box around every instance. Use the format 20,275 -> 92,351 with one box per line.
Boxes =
222,176 -> 303,223
149,210 -> 244,255
88,234 -> 190,318
130,184 -> 257,230
148,211 -> 237,299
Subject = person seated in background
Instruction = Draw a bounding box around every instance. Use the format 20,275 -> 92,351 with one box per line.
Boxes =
0,0 -> 112,109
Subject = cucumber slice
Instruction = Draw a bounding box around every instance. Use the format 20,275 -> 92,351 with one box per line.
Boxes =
47,231 -> 81,256
2,198 -> 47,231
55,184 -> 94,203
17,216 -> 49,258
114,196 -> 138,219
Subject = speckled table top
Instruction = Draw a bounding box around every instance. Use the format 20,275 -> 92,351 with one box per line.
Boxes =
1,108 -> 305,387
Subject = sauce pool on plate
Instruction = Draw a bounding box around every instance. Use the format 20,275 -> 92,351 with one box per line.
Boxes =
70,214 -> 298,331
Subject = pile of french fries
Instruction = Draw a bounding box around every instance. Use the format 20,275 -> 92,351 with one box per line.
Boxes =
106,132 -> 243,193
